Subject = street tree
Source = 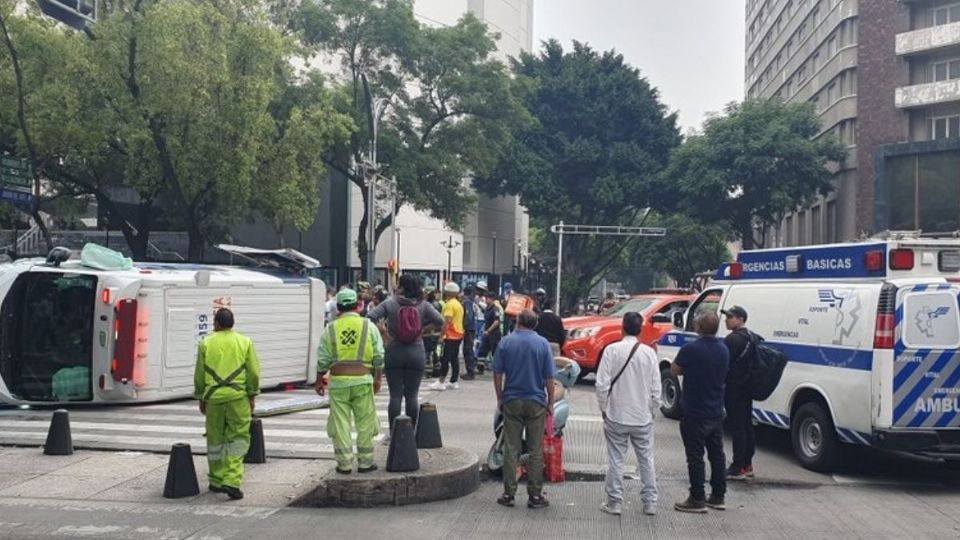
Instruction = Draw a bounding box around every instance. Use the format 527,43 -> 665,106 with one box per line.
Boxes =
632,213 -> 731,288
664,99 -> 847,249
0,1 -> 351,260
295,0 -> 524,274
475,40 -> 681,309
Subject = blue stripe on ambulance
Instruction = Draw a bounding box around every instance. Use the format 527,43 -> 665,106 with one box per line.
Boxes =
660,333 -> 873,371
894,349 -> 957,424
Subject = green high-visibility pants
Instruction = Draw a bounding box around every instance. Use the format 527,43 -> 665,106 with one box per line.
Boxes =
328,384 -> 379,470
206,397 -> 251,489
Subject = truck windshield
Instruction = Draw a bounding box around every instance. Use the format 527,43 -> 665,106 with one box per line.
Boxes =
0,272 -> 97,401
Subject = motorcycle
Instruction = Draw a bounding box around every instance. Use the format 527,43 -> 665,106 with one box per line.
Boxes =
486,356 -> 581,475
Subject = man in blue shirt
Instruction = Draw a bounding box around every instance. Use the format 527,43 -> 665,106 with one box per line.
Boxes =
493,309 -> 557,509
670,310 -> 729,513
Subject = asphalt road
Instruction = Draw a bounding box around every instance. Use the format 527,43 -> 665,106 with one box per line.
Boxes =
1,371 -> 960,539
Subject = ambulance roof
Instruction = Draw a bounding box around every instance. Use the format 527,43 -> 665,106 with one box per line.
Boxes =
10,260 -> 310,286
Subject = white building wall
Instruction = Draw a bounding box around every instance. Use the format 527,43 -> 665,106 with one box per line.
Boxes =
348,0 -> 533,279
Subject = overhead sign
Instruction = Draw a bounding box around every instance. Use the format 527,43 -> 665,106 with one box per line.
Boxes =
0,188 -> 34,206
0,156 -> 32,190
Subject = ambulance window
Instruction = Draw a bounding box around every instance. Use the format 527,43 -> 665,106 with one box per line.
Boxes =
901,291 -> 960,349
685,290 -> 722,332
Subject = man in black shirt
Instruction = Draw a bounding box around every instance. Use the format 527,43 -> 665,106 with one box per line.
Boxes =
479,290 -> 502,360
534,299 -> 565,357
721,305 -> 756,481
671,311 -> 729,513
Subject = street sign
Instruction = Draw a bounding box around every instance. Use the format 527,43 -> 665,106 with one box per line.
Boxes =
0,188 -> 33,206
0,156 -> 33,190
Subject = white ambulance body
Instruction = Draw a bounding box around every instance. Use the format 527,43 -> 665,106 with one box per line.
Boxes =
0,245 -> 325,405
657,237 -> 960,471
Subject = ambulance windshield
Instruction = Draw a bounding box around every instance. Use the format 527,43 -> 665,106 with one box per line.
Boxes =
0,272 -> 97,401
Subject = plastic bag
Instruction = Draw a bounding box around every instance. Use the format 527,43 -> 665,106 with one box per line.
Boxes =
80,243 -> 133,271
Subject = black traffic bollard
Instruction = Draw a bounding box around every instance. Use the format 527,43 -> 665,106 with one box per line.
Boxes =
244,418 -> 266,464
163,443 -> 200,499
415,402 -> 442,449
386,415 -> 419,472
43,409 -> 73,456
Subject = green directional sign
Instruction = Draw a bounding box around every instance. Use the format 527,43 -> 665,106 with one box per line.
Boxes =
0,156 -> 33,190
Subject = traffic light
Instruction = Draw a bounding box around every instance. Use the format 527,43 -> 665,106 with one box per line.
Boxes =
37,0 -> 96,31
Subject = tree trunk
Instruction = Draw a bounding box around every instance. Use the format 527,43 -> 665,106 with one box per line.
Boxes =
357,185 -> 370,277
186,221 -> 204,262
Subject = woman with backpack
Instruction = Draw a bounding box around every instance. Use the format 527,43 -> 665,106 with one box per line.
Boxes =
367,274 -> 445,432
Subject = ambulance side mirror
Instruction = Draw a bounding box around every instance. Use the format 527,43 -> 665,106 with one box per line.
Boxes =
672,312 -> 684,328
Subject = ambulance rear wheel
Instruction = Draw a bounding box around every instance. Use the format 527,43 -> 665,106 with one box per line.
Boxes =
791,402 -> 841,472
660,368 -> 682,420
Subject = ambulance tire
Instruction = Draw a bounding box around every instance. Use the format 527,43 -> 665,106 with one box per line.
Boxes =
660,368 -> 683,420
791,402 -> 842,472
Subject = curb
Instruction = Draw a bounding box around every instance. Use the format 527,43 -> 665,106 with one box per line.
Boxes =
291,446 -> 480,508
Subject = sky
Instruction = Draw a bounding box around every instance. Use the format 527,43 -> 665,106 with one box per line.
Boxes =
533,0 -> 746,133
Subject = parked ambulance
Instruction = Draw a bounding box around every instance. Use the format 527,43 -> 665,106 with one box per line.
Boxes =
657,236 -> 960,471
0,244 -> 326,405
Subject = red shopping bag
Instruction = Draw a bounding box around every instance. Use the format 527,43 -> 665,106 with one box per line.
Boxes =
543,413 -> 565,483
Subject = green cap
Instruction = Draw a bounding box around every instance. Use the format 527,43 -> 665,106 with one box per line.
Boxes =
336,288 -> 358,305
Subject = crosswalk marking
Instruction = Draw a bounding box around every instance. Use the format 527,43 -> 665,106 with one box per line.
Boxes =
0,390 -> 412,459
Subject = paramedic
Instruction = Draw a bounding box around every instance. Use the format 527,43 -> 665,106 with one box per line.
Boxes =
194,308 -> 260,500
316,288 -> 385,474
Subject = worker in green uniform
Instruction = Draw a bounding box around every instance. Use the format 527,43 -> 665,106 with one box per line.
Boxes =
316,288 -> 385,474
194,308 -> 260,500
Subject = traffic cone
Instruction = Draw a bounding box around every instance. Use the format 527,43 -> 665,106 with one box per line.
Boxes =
386,415 -> 419,472
163,443 -> 200,499
244,418 -> 266,464
43,409 -> 73,456
415,403 -> 442,449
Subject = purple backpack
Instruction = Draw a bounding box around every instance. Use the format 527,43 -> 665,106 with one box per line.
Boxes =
395,303 -> 423,343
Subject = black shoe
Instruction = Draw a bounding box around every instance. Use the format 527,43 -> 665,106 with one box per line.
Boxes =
208,484 -> 226,494
335,467 -> 352,475
461,373 -> 476,381
527,495 -> 550,509
358,464 -> 379,473
706,494 -> 726,511
674,496 -> 707,513
726,465 -> 747,481
497,493 -> 515,507
222,486 -> 244,500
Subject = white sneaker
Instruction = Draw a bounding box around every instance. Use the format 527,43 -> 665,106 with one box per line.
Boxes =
429,381 -> 446,391
447,382 -> 459,390
643,502 -> 657,516
600,502 -> 622,516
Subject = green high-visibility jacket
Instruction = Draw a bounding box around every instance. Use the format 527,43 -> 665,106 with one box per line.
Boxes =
317,312 -> 384,389
194,329 -> 261,404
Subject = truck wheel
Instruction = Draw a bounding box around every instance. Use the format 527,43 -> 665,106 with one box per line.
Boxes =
791,402 -> 842,472
660,368 -> 682,419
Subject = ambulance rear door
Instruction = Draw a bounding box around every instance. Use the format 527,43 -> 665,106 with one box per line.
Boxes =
891,282 -> 960,429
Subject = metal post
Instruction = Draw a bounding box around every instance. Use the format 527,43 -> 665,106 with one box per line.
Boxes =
446,234 -> 453,283
365,171 -> 375,284
555,220 -> 563,312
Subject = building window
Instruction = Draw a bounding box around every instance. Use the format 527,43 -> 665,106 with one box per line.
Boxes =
826,200 -> 837,243
934,3 -> 960,26
929,115 -> 960,139
797,211 -> 807,245
463,241 -> 472,265
932,58 -> 960,82
797,65 -> 807,83
812,205 -> 822,244
811,52 -> 820,72
827,34 -> 837,57
785,216 -> 794,245
827,82 -> 837,104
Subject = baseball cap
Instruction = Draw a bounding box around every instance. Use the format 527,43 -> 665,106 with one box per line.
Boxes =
357,281 -> 371,291
443,282 -> 461,294
721,305 -> 748,321
336,288 -> 358,306
476,281 -> 488,292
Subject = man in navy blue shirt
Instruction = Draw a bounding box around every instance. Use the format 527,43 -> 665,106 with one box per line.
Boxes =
670,310 -> 729,513
493,309 -> 557,510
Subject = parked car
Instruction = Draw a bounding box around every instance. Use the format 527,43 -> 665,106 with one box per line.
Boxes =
562,290 -> 694,374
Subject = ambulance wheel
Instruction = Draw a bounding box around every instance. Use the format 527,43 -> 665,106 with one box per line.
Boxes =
660,368 -> 682,420
791,402 -> 842,472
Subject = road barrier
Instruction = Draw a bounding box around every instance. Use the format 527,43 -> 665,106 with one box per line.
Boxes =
415,403 -> 442,449
386,416 -> 419,472
244,418 -> 266,464
43,409 -> 73,456
163,443 -> 200,499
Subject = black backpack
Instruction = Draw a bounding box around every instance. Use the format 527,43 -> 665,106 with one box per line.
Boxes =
740,331 -> 789,401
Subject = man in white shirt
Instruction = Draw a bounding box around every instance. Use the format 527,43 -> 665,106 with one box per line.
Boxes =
595,312 -> 662,517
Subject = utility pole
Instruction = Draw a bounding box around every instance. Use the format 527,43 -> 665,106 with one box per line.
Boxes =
491,232 -> 497,276
441,235 -> 461,283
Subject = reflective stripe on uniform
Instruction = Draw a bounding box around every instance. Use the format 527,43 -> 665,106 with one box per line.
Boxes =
202,364 -> 247,401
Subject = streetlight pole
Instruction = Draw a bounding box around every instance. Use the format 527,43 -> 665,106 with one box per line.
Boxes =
440,235 -> 461,283
362,74 -> 394,286
491,232 -> 497,276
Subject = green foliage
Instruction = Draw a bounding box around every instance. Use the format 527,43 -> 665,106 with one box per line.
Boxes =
475,40 -> 681,308
0,0 -> 352,259
295,0 -> 525,266
665,99 -> 847,249
634,213 -> 731,288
